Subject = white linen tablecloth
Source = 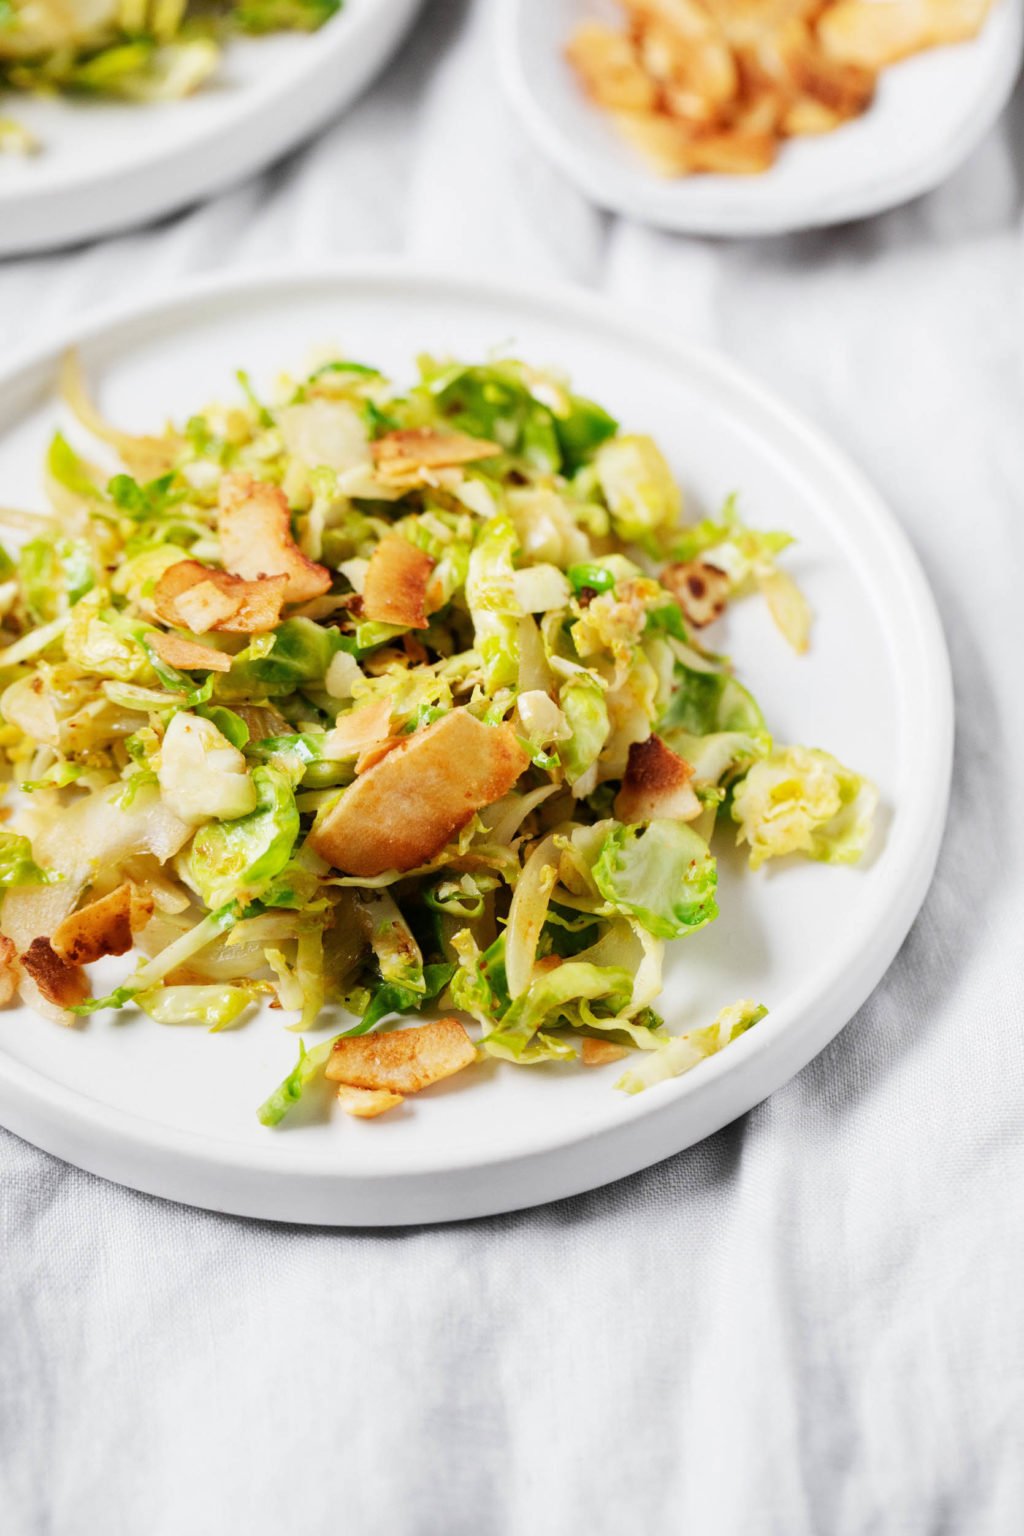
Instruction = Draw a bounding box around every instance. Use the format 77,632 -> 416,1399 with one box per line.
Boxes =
1,5 -> 1023,1532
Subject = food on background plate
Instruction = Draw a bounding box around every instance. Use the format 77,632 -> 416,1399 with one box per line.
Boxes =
0,346 -> 877,1126
566,0 -> 995,177
0,0 -> 341,153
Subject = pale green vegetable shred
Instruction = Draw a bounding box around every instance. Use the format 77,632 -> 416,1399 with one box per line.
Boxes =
0,347 -> 876,1124
0,0 -> 341,150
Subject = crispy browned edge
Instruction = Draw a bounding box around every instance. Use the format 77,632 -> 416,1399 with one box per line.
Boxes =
660,559 -> 730,627
361,535 -> 436,629
20,938 -> 90,1009
623,735 -> 693,798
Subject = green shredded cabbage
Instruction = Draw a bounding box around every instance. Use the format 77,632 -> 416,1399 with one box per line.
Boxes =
257,1035 -> 335,1127
731,747 -> 878,869
186,763 -> 300,911
0,831 -> 57,888
616,1000 -> 768,1094
0,1 -> 342,147
0,344 -> 875,1127
593,820 -> 719,940
136,983 -> 257,1031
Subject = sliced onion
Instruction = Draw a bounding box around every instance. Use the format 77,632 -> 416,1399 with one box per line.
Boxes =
478,783 -> 559,846
505,834 -> 558,999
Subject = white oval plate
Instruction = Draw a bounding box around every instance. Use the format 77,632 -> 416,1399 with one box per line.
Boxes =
0,264 -> 951,1224
497,0 -> 1023,236
0,0 -> 420,256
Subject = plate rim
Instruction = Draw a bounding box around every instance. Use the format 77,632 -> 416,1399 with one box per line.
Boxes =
0,0 -> 422,255
0,260 -> 954,1222
495,0 -> 1024,236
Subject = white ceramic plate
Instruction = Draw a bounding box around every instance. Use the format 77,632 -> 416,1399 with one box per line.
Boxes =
0,0 -> 420,256
497,0 -> 1023,236
0,264 -> 951,1224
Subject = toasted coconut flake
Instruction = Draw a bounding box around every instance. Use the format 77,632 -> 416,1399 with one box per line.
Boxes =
681,127 -> 779,175
20,937 -> 90,1011
50,882 -> 153,968
569,0 -> 979,178
325,1018 -> 476,1095
608,110 -> 691,178
153,559 -> 288,635
171,581 -> 241,634
150,631 -> 232,674
581,1037 -> 630,1067
355,739 -> 403,776
335,1082 -> 405,1118
731,79 -> 787,138
819,0 -> 991,69
612,111 -> 777,176
0,935 -> 18,1007
783,96 -> 845,136
361,535 -> 436,630
661,559 -> 730,627
372,428 -> 501,481
784,37 -> 874,117
566,22 -> 658,111
218,472 -> 331,603
702,1 -> 824,41
129,885 -> 157,933
323,697 -> 393,761
311,709 -> 528,877
641,18 -> 739,110
615,735 -> 701,824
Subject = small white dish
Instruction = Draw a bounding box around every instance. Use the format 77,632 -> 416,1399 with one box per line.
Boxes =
0,0 -> 421,255
497,0 -> 1023,237
0,263 -> 952,1224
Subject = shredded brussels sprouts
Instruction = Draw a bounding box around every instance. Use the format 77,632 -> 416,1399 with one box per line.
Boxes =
0,0 -> 341,149
0,346 -> 877,1122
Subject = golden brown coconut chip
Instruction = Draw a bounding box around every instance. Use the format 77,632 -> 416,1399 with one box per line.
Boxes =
360,535 -> 436,630
581,1037 -> 630,1066
325,1018 -> 477,1095
819,0 -> 992,70
614,734 -> 701,824
310,709 -> 528,877
371,428 -> 501,480
153,559 -> 289,636
150,630 -> 232,674
660,559 -> 730,628
19,937 -> 89,1012
217,472 -> 331,604
50,882 -> 154,968
323,697 -> 393,761
564,0 -> 990,179
334,1083 -> 406,1119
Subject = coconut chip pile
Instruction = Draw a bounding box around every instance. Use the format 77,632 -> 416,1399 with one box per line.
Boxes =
566,0 -> 994,177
